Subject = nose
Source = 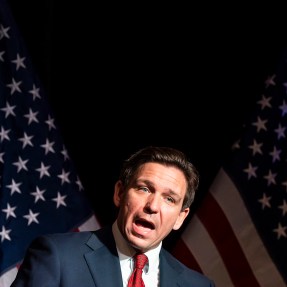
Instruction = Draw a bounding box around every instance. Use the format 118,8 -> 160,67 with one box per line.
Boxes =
144,193 -> 160,214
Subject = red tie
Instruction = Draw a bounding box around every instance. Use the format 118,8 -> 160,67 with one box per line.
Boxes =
128,253 -> 148,287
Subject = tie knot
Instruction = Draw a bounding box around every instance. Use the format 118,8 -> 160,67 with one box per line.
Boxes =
134,253 -> 148,269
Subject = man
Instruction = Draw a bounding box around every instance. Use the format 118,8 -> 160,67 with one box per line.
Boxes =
11,146 -> 215,286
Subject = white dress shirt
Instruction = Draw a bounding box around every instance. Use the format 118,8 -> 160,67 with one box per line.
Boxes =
112,221 -> 161,287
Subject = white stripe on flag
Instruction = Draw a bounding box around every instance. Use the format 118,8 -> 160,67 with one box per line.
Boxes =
210,168 -> 285,286
0,267 -> 18,287
78,214 -> 101,231
182,214 -> 234,286
180,168 -> 286,286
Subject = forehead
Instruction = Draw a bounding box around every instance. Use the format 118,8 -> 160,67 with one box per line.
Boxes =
135,162 -> 187,190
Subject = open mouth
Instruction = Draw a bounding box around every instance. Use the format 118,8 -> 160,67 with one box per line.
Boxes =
135,218 -> 155,230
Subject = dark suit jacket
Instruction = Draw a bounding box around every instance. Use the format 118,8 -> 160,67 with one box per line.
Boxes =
11,226 -> 215,286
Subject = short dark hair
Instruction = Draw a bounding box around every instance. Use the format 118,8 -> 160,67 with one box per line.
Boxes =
119,146 -> 199,210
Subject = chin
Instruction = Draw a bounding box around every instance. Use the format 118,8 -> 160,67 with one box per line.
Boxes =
128,236 -> 148,251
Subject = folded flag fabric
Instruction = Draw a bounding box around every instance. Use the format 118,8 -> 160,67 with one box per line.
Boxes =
172,48 -> 287,286
0,0 -> 100,285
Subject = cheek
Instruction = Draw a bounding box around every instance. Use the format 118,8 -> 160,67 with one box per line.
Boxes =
121,198 -> 136,215
125,192 -> 142,208
162,209 -> 183,226
125,200 -> 139,213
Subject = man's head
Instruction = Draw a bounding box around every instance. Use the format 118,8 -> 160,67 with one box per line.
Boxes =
113,146 -> 199,252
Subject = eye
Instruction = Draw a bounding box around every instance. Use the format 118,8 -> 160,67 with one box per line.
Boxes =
165,196 -> 175,204
138,186 -> 150,193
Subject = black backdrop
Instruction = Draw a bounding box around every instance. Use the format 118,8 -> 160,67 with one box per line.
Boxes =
7,1 -> 287,247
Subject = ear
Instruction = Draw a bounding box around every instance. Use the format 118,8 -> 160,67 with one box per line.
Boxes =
113,180 -> 124,207
173,208 -> 189,230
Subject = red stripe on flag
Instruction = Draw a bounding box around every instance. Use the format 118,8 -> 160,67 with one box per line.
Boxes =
172,237 -> 203,273
197,192 -> 260,287
71,228 -> 80,232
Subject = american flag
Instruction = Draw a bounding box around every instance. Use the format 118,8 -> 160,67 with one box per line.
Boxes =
0,0 -> 100,285
172,49 -> 287,286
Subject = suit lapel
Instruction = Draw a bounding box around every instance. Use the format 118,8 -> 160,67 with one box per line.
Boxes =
84,227 -> 123,287
159,249 -> 184,287
82,228 -> 191,287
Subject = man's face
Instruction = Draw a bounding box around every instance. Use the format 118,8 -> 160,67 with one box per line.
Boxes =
114,162 -> 189,252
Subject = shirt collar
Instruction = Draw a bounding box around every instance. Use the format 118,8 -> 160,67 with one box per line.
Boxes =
112,220 -> 162,273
